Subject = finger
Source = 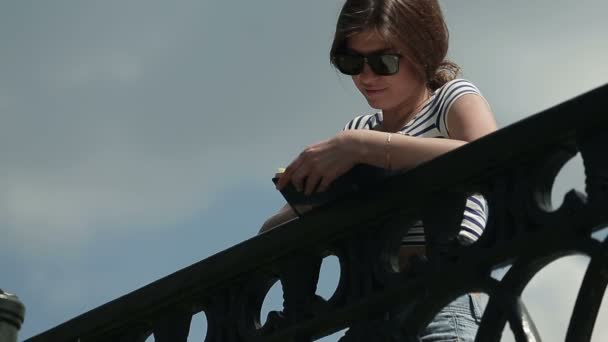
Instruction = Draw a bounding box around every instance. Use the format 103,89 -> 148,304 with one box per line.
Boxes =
317,174 -> 337,193
304,171 -> 322,195
276,171 -> 290,190
291,165 -> 310,192
294,204 -> 314,214
277,158 -> 302,190
274,167 -> 286,179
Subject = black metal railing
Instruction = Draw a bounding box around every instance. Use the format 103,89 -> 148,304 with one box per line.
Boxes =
26,83 -> 608,342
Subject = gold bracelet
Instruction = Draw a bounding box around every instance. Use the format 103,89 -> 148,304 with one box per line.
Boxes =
385,133 -> 392,170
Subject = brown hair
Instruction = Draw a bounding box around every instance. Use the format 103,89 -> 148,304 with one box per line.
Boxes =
330,0 -> 460,91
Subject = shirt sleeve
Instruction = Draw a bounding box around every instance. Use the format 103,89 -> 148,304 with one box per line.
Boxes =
458,193 -> 488,245
435,79 -> 486,137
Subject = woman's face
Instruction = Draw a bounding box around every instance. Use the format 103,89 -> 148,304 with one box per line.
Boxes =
346,30 -> 424,115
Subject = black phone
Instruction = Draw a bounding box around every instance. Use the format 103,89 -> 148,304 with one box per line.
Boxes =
272,164 -> 395,216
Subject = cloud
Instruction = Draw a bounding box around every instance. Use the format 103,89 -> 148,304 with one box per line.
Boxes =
0,93 -> 11,109
54,51 -> 142,88
0,137 -> 276,256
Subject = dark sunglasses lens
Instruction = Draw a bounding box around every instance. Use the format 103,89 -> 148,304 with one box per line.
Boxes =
335,55 -> 363,75
368,55 -> 399,75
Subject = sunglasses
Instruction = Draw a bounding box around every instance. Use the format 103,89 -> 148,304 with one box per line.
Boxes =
332,52 -> 401,76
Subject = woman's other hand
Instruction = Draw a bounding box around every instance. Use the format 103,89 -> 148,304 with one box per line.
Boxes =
258,204 -> 314,234
276,130 -> 361,195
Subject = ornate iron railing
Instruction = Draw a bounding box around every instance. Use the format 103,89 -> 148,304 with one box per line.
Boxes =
26,84 -> 608,342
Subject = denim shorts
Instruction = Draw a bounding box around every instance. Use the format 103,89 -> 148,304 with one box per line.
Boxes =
418,293 -> 486,342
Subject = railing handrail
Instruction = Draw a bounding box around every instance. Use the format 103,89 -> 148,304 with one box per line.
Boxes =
26,83 -> 608,341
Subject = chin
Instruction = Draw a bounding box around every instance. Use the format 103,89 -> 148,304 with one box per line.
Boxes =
366,99 -> 388,110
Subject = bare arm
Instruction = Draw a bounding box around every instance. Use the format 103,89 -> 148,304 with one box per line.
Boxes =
259,204 -> 295,234
353,93 -> 497,170
276,93 -> 497,194
269,93 -> 497,271
258,203 -> 315,234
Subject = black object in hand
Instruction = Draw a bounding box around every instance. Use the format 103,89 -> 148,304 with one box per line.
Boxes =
272,164 -> 395,216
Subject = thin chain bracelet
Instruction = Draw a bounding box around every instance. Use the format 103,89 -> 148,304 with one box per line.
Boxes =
385,133 -> 392,170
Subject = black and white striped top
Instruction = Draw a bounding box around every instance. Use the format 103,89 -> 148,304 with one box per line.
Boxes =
343,79 -> 488,245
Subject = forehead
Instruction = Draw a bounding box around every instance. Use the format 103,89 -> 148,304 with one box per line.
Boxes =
346,30 -> 396,54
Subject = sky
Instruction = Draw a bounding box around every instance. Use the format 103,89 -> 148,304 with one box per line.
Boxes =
1,0 -> 607,341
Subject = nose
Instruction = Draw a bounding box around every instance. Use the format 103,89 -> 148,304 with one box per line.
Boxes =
356,63 -> 379,83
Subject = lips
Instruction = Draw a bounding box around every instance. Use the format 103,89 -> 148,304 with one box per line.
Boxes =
365,88 -> 386,96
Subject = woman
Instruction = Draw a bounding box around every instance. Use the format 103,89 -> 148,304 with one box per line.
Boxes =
260,0 -> 497,340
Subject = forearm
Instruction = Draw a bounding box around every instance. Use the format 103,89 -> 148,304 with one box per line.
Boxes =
347,130 -> 467,170
258,204 -> 313,234
259,205 -> 296,234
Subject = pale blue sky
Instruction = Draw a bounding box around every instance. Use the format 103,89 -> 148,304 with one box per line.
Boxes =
1,0 -> 607,340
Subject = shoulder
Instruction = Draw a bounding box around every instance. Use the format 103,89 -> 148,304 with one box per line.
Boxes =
434,79 -> 487,135
435,79 -> 482,100
433,78 -> 487,117
440,80 -> 497,140
342,112 -> 380,131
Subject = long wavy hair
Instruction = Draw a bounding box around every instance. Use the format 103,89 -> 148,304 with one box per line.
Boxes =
330,0 -> 459,91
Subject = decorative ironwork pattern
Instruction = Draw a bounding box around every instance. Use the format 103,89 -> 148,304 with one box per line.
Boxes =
25,84 -> 608,342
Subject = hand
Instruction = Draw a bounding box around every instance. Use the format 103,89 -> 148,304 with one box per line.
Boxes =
276,131 -> 360,195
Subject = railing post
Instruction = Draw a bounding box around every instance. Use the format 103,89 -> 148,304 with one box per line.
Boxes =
0,289 -> 25,342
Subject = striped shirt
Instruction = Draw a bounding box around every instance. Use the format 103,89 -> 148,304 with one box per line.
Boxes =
343,78 -> 488,245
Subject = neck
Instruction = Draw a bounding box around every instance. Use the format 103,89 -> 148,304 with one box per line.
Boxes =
381,86 -> 431,132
